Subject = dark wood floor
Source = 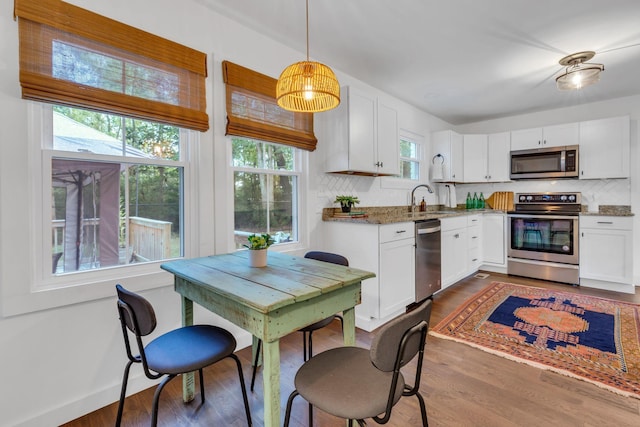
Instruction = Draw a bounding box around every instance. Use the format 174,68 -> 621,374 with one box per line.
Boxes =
63,272 -> 640,426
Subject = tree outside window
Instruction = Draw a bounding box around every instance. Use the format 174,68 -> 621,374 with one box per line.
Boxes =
400,136 -> 421,180
51,106 -> 184,274
232,138 -> 299,249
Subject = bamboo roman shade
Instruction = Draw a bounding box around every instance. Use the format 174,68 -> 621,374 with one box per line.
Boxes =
222,61 -> 317,151
14,0 -> 209,131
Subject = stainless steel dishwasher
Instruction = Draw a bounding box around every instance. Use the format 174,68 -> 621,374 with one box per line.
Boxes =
415,219 -> 441,302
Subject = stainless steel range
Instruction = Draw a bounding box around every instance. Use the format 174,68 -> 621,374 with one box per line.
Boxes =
507,192 -> 581,285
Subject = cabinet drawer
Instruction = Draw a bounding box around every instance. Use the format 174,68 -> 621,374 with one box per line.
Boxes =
580,216 -> 632,230
441,216 -> 467,232
467,215 -> 481,227
469,246 -> 481,270
379,222 -> 414,243
468,225 -> 481,249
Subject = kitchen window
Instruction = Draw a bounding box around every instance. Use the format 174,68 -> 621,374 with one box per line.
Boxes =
231,137 -> 300,249
399,134 -> 421,180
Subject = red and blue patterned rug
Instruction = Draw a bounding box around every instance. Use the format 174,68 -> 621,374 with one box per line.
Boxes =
430,282 -> 640,398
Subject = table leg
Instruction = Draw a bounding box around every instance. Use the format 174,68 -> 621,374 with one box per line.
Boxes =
181,296 -> 195,403
342,306 -> 356,346
262,339 -> 280,427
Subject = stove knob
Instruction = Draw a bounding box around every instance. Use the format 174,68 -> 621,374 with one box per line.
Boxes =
568,195 -> 576,202
519,195 -> 526,202
526,195 -> 533,201
560,195 -> 567,201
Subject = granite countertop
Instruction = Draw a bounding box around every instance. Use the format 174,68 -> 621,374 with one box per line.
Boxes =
580,205 -> 634,216
323,204 -> 634,224
322,205 -> 499,224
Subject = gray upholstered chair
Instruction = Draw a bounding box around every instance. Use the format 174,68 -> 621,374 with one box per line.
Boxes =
115,284 -> 252,427
283,298 -> 432,427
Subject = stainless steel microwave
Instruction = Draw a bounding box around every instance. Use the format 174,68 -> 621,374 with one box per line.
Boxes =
510,145 -> 579,180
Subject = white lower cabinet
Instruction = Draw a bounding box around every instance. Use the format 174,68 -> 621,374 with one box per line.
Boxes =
579,216 -> 634,293
324,221 -> 415,331
441,215 -> 481,288
482,213 -> 507,272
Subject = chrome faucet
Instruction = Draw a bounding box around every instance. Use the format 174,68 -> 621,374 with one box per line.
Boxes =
410,184 -> 434,213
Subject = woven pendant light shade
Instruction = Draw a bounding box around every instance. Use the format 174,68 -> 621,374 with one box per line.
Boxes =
276,61 -> 340,112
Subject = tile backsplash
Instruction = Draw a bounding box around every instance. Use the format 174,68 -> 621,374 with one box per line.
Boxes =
315,173 -> 632,214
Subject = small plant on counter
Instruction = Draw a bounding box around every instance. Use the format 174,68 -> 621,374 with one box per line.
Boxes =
244,233 -> 275,250
334,195 -> 360,213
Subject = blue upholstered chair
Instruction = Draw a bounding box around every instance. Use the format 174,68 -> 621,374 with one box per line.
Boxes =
115,284 -> 252,426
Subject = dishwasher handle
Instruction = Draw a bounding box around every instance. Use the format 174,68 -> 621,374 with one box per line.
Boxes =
417,225 -> 441,234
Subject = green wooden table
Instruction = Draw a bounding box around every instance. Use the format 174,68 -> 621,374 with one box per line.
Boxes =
160,251 -> 375,427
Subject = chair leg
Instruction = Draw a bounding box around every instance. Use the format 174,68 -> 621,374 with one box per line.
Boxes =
250,338 -> 262,392
283,390 -> 300,427
415,391 -> 429,427
115,360 -> 134,427
302,330 -> 309,361
151,374 -> 176,427
230,354 -> 253,426
305,331 -> 315,426
199,368 -> 206,403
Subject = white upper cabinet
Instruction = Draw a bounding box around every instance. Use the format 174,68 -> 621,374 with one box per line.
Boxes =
462,134 -> 487,182
487,132 -> 511,182
322,86 -> 399,176
462,132 -> 510,182
579,116 -> 630,179
431,130 -> 464,182
510,122 -> 579,150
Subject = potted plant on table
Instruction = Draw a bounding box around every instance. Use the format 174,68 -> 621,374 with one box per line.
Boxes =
244,233 -> 275,267
334,195 -> 360,213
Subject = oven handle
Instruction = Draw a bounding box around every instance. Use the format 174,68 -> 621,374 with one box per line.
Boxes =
508,214 -> 578,220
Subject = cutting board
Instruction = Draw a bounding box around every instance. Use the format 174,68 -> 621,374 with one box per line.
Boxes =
485,191 -> 514,211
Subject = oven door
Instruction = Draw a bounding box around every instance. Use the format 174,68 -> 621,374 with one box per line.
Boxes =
507,214 -> 579,264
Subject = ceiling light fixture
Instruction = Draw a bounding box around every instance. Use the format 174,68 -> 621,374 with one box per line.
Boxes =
555,51 -> 604,91
276,0 -> 340,112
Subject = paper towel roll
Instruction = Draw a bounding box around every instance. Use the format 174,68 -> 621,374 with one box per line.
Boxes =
447,184 -> 457,208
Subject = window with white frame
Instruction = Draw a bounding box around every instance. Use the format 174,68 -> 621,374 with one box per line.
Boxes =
231,137 -> 300,249
399,133 -> 422,180
48,106 -> 186,275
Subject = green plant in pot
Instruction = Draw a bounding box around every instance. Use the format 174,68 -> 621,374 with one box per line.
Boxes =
244,233 -> 275,267
334,195 -> 360,213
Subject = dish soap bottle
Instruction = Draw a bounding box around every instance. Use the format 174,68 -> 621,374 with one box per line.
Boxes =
419,197 -> 426,212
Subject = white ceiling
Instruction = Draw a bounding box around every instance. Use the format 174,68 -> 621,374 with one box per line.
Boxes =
198,0 -> 640,125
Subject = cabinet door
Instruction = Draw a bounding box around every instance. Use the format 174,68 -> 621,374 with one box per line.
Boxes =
580,228 -> 632,284
542,122 -> 579,148
510,127 -> 543,150
347,87 -> 377,173
376,99 -> 400,175
482,214 -> 505,266
379,238 -> 415,318
441,228 -> 467,288
463,134 -> 488,182
450,131 -> 464,182
579,116 -> 630,179
487,132 -> 511,182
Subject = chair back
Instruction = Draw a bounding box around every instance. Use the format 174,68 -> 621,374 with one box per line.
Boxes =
370,298 -> 432,372
116,284 -> 157,336
304,251 -> 349,266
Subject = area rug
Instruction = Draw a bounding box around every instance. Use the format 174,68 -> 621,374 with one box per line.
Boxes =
429,281 -> 640,398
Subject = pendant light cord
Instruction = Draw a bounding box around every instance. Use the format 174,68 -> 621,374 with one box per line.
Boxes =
305,0 -> 310,61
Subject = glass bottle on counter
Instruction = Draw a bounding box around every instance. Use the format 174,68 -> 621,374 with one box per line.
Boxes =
472,192 -> 478,209
466,192 -> 472,209
479,192 -> 485,209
